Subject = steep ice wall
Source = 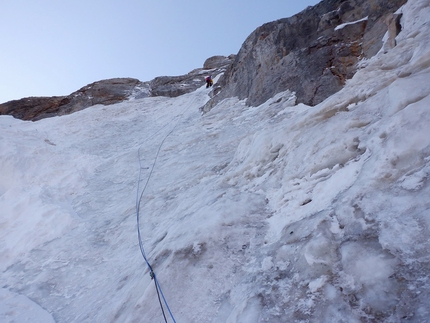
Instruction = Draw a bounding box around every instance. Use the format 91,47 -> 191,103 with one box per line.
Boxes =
127,0 -> 430,321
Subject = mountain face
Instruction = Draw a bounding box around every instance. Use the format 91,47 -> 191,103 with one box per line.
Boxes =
2,0 -> 430,322
1,0 -> 405,121
203,0 -> 406,112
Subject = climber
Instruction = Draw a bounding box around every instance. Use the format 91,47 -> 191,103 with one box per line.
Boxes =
205,75 -> 213,88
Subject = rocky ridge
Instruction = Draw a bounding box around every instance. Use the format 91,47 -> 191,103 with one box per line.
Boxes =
0,55 -> 234,121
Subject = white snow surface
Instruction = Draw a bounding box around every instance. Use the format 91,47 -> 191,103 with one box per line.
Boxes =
334,16 -> 369,31
1,1 -> 430,322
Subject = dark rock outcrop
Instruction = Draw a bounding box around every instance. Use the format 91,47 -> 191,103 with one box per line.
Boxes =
0,55 -> 234,121
0,96 -> 70,122
202,0 -> 407,112
148,55 -> 233,98
0,78 -> 140,121
148,55 -> 235,98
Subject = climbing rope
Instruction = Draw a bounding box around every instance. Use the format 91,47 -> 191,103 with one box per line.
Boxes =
136,125 -> 178,323
135,97 -> 198,323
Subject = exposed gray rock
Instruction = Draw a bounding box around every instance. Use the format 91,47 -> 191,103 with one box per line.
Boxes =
384,13 -> 403,52
203,55 -> 236,69
202,0 -> 407,113
148,55 -> 234,98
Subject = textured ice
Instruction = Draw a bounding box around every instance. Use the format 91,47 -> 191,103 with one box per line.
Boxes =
1,0 -> 430,322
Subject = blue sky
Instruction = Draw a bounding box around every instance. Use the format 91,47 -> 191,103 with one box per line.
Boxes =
0,0 -> 320,103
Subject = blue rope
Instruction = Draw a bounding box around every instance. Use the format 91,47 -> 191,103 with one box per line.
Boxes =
135,101 -> 193,323
136,134 -> 177,323
136,93 -> 202,323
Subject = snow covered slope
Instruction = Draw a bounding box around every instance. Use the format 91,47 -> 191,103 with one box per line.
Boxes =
1,0 -> 430,322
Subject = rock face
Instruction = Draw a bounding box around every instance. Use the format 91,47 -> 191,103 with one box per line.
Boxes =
0,55 -> 234,121
148,55 -> 234,98
0,78 -> 140,121
203,0 -> 407,112
203,55 -> 235,69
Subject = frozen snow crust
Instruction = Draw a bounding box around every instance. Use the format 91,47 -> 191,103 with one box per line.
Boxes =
1,0 -> 430,322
